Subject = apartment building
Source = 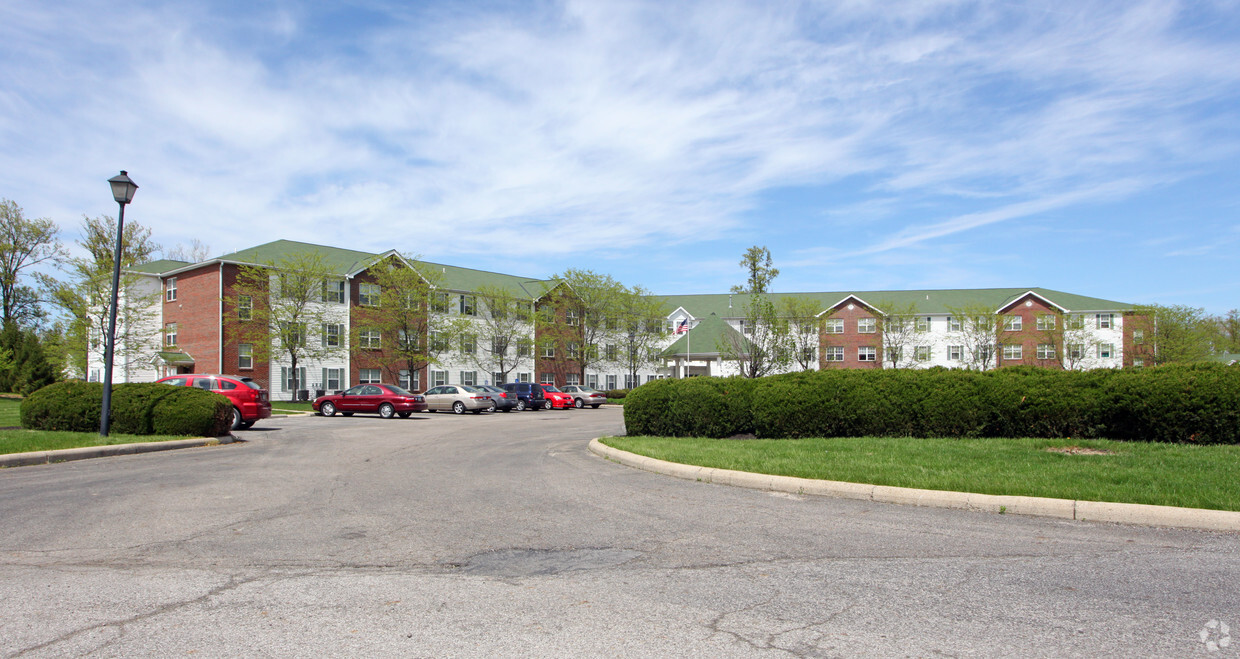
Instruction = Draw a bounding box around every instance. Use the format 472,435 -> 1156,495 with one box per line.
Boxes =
90,240 -> 1142,397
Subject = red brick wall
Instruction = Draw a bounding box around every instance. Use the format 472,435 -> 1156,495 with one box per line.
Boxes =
161,264 -> 220,377
219,263 -> 271,389
996,295 -> 1063,369
819,301 -> 881,370
1123,313 -> 1153,367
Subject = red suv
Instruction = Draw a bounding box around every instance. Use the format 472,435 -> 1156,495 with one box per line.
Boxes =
156,374 -> 272,430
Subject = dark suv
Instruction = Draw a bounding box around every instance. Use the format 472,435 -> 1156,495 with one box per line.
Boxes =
500,382 -> 547,411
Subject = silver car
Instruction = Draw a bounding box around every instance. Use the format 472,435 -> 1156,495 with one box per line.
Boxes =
423,385 -> 493,414
560,384 -> 607,409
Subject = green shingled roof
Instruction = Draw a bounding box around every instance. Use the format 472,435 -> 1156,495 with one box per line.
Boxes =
661,287 -> 1134,318
128,259 -> 190,275
660,313 -> 751,358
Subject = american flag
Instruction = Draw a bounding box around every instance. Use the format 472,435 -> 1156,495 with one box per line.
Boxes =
676,319 -> 689,334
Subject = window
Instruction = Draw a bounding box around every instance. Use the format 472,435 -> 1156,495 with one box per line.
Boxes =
1133,359 -> 1145,367
460,295 -> 476,316
540,372 -> 555,385
624,374 -> 636,389
238,295 -> 252,321
1068,343 -> 1085,360
164,322 -> 177,346
567,342 -> 580,359
858,346 -> 876,361
460,334 -> 476,355
359,368 -> 381,384
323,279 -> 345,303
1098,343 -> 1114,359
238,343 -> 253,369
1067,314 -> 1086,330
605,344 -> 618,361
825,318 -> 845,334
280,322 -> 305,348
359,329 -> 381,350
1133,329 -> 1144,344
566,373 -> 580,386
1003,316 -> 1022,331
1037,344 -> 1056,360
282,366 -> 307,391
430,332 -> 450,352
606,375 -> 617,390
460,371 -> 477,386
565,309 -> 579,326
398,330 -> 419,351
947,345 -> 963,361
89,368 -> 100,382
492,372 -> 505,386
166,278 -> 177,302
517,372 -> 531,383
324,368 -> 343,391
359,283 -> 381,307
825,346 -> 845,362
323,323 -> 343,348
1003,344 -> 1023,360
542,343 -> 555,358
858,318 -> 876,334
431,370 -> 448,386
1096,313 -> 1113,329
1036,315 -> 1056,331
587,375 -> 598,388
516,339 -> 532,357
739,320 -> 752,335
915,317 -> 930,332
801,347 -> 816,363
431,292 -> 450,313
948,317 -> 962,332
915,346 -> 931,362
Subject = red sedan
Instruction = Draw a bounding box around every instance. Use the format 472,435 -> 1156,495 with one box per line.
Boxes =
540,385 -> 575,410
313,383 -> 427,419
156,374 -> 272,430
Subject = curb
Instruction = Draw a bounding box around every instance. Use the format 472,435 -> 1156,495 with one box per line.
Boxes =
588,439 -> 1240,533
0,436 -> 238,468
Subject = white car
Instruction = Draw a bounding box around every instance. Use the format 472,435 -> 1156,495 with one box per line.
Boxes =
560,385 -> 607,409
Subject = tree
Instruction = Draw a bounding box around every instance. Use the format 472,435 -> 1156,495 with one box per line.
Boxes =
542,269 -> 630,385
1131,304 -> 1216,365
353,256 -> 470,389
468,284 -> 536,384
875,301 -> 919,369
1213,309 -> 1240,353
0,324 -> 56,394
0,198 -> 65,326
233,250 -> 348,400
615,285 -> 669,386
946,304 -> 1000,370
779,296 -> 823,371
51,215 -> 161,381
723,246 -> 791,378
164,239 -> 212,263
1029,310 -> 1098,370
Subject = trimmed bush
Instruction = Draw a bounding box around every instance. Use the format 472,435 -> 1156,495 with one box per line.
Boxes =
21,381 -> 233,437
624,363 -> 1240,443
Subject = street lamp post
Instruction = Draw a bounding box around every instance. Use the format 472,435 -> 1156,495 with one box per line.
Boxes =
100,171 -> 138,437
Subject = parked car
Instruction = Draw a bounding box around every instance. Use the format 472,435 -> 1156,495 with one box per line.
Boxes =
156,374 -> 272,430
500,382 -> 548,411
474,384 -> 518,412
423,385 -> 493,414
540,385 -> 575,410
560,384 -> 607,409
313,383 -> 427,418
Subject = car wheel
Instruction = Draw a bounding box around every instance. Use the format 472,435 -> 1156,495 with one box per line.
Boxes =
379,403 -> 395,419
452,401 -> 466,415
341,412 -> 353,417
321,402 -> 337,417
471,409 -> 482,414
240,420 -> 256,430
574,398 -> 584,409
487,401 -> 497,412
501,407 -> 512,413
398,412 -> 411,418
545,400 -> 554,410
230,407 -> 244,430
591,404 -> 601,409
516,399 -> 527,411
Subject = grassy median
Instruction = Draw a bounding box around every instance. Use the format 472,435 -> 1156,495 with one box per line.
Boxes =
0,397 -> 188,456
601,435 -> 1240,512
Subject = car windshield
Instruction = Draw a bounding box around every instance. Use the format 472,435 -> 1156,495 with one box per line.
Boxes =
238,378 -> 262,390
542,386 -> 561,393
387,385 -> 415,396
576,386 -> 599,393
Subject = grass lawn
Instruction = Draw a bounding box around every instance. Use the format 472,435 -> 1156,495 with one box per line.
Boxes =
601,435 -> 1240,512
270,401 -> 315,413
0,396 -> 20,427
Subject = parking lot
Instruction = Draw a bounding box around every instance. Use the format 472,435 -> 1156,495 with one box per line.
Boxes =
1,407 -> 1236,656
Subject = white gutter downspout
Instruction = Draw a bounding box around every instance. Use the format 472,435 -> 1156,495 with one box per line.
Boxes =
218,262 -> 224,373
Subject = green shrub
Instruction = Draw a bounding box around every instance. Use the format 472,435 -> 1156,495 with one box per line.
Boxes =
20,381 -> 232,437
603,389 -> 630,400
624,363 -> 1240,443
21,381 -> 103,432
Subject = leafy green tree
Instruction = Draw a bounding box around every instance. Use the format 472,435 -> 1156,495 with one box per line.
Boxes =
779,296 -> 823,371
233,250 -> 347,399
0,198 -> 65,326
875,301 -> 920,369
1131,304 -> 1216,365
615,285 -> 669,386
542,269 -> 630,384
0,324 -> 56,394
468,284 -> 536,384
51,215 -> 161,381
1214,309 -> 1240,353
946,304 -> 1000,370
723,246 -> 791,378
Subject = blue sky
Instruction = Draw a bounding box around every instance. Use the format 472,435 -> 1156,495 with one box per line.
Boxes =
3,0 -> 1238,312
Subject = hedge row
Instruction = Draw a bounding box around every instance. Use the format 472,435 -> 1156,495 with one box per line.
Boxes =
21,381 -> 234,437
623,364 -> 1240,444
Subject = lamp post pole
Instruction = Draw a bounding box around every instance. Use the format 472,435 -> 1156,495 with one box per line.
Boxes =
100,171 -> 138,437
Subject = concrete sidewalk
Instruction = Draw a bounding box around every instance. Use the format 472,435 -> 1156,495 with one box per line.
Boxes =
589,438 -> 1240,533
0,436 -> 238,468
